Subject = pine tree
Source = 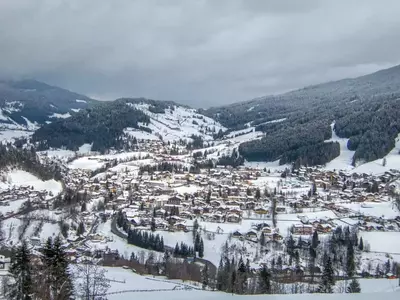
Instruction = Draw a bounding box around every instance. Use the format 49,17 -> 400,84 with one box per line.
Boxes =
236,257 -> 248,294
260,233 -> 266,247
198,238 -> 204,258
216,258 -> 225,291
202,264 -> 209,290
312,230 -> 319,249
150,217 -> 156,232
358,237 -> 364,251
9,240 -> 33,300
194,233 -> 200,252
51,236 -> 73,299
346,243 -> 355,277
76,221 -> 85,236
346,278 -> 361,293
318,257 -> 335,293
259,265 -> 271,294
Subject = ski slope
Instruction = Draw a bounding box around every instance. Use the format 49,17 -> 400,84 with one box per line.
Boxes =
324,122 -> 355,171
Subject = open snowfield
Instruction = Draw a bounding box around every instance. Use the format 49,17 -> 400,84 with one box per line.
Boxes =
339,201 -> 398,219
360,232 -> 400,254
80,266 -> 400,300
69,151 -> 153,170
0,198 -> 27,215
0,129 -> 32,142
68,157 -> 106,170
0,170 -> 62,199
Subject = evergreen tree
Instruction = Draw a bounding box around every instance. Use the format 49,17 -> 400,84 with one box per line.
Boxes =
76,221 -> 85,236
358,237 -> 364,251
50,237 -> 73,299
260,233 -> 266,247
194,233 -> 200,252
312,230 -> 319,249
216,258 -> 225,291
259,265 -> 271,294
318,257 -> 335,293
255,188 -> 261,200
150,217 -> 156,232
198,238 -> 204,258
346,242 -> 356,277
202,264 -> 209,290
236,257 -> 247,294
347,278 -> 361,293
9,240 -> 33,300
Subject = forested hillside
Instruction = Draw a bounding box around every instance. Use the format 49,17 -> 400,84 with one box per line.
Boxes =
204,65 -> 400,166
0,79 -> 95,128
32,99 -> 151,153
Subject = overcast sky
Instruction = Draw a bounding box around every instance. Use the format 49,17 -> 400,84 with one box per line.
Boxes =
1,0 -> 400,107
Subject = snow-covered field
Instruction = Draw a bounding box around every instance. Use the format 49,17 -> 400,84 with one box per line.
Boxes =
360,232 -> 400,254
0,129 -> 32,142
339,201 -> 398,219
0,170 -> 62,199
68,157 -> 105,170
68,151 -> 152,170
83,266 -> 400,300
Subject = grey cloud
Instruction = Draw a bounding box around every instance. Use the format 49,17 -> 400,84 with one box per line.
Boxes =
1,0 -> 400,107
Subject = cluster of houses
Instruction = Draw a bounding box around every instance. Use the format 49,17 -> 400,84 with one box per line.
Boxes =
0,185 -> 52,217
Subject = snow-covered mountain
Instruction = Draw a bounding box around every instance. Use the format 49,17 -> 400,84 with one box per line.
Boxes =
0,79 -> 95,132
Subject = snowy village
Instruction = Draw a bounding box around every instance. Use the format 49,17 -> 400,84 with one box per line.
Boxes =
0,101 -> 400,299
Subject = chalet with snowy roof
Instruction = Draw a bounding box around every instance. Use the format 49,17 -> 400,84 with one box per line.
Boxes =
291,224 -> 313,235
226,213 -> 240,223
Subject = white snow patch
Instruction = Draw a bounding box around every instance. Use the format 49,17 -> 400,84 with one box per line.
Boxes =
49,112 -> 71,119
71,108 -> 81,113
76,99 -> 87,103
0,130 -> 32,143
21,116 -> 39,130
360,232 -> 400,254
78,143 -> 92,154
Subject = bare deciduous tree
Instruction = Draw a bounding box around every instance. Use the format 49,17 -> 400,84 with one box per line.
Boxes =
75,261 -> 110,300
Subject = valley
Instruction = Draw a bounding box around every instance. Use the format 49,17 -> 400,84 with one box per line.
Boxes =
1,67 -> 400,297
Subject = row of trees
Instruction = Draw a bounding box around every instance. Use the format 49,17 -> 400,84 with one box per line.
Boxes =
127,229 -> 165,252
